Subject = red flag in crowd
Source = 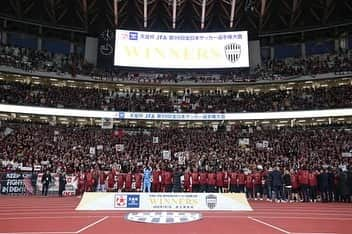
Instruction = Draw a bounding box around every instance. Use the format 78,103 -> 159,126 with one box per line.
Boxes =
113,129 -> 124,139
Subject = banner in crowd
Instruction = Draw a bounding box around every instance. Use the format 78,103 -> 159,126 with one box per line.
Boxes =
238,138 -> 249,146
0,172 -> 31,194
342,152 -> 352,157
153,137 -> 159,144
76,192 -> 253,211
2,104 -> 352,121
115,144 -> 124,152
162,150 -> 171,160
101,118 -> 114,129
36,173 -> 77,193
175,151 -> 188,165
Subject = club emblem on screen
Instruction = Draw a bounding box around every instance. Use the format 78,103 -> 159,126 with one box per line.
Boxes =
205,194 -> 217,209
224,43 -> 241,63
100,43 -> 113,56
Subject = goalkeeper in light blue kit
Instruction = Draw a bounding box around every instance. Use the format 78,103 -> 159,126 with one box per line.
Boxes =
143,165 -> 153,192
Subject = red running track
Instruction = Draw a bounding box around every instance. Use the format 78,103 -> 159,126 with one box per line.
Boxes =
0,196 -> 351,234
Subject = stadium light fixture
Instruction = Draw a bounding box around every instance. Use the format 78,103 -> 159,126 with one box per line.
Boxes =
201,0 -> 206,30
144,0 -> 148,28
172,0 -> 177,29
230,0 -> 236,28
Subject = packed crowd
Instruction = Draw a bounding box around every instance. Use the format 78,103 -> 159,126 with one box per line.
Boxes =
1,43 -> 352,83
1,122 -> 351,202
1,80 -> 352,112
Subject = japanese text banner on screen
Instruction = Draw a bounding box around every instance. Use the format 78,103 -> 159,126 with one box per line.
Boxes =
114,30 -> 249,69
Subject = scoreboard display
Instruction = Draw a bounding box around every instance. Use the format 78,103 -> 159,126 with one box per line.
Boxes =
114,30 -> 249,69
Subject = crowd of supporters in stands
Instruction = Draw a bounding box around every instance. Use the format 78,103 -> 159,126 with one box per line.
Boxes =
0,122 -> 351,202
1,80 -> 352,112
1,43 -> 352,83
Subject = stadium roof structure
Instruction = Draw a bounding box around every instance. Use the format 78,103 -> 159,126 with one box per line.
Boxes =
0,0 -> 351,37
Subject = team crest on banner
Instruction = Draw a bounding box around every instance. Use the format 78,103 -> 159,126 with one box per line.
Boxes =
205,194 -> 217,209
115,194 -> 127,208
224,43 -> 241,63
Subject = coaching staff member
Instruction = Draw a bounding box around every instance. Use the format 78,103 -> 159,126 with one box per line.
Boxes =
42,170 -> 52,196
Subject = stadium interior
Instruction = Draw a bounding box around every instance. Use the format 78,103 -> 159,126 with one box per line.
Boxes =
0,0 -> 352,234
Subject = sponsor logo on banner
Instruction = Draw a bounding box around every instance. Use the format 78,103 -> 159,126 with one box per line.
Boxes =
118,112 -> 125,119
115,194 -> 140,208
120,32 -> 129,40
127,195 -> 140,208
129,32 -> 138,40
115,194 -> 127,208
205,194 -> 217,209
224,43 -> 241,63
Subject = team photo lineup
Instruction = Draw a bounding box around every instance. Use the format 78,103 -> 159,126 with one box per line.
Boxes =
1,0 -> 352,234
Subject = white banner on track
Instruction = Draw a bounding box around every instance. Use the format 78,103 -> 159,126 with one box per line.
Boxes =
76,192 -> 252,211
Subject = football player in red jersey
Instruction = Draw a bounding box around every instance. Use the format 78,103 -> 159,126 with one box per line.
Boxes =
124,170 -> 133,192
164,168 -> 173,192
299,166 -> 309,202
107,170 -> 116,192
190,168 -> 199,192
152,164 -> 162,192
97,169 -> 107,192
199,169 -> 208,193
134,170 -> 143,192
229,169 -> 238,193
77,170 -> 86,195
245,172 -> 254,199
216,169 -> 225,193
207,169 -> 216,193
183,168 -> 191,192
290,169 -> 299,202
253,169 -> 263,200
237,170 -> 246,193
85,169 -> 94,192
116,171 -> 125,192
308,169 -> 318,202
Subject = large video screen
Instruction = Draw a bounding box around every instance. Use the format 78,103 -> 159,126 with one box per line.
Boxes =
114,30 -> 249,69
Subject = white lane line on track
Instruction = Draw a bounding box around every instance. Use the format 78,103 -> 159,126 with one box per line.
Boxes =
248,216 -> 291,234
290,233 -> 337,234
0,232 -> 75,234
74,216 -> 109,233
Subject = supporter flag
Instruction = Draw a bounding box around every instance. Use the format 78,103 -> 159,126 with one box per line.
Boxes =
101,118 -> 113,129
115,144 -> 124,152
23,175 -> 33,195
175,152 -> 187,165
97,29 -> 115,69
342,152 -> 352,157
238,138 -> 249,146
256,142 -> 263,149
263,140 -> 269,148
153,137 -> 159,144
3,127 -> 14,137
49,117 -> 57,126
89,147 -> 96,155
97,145 -> 104,151
113,129 -> 124,139
162,150 -> 171,160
